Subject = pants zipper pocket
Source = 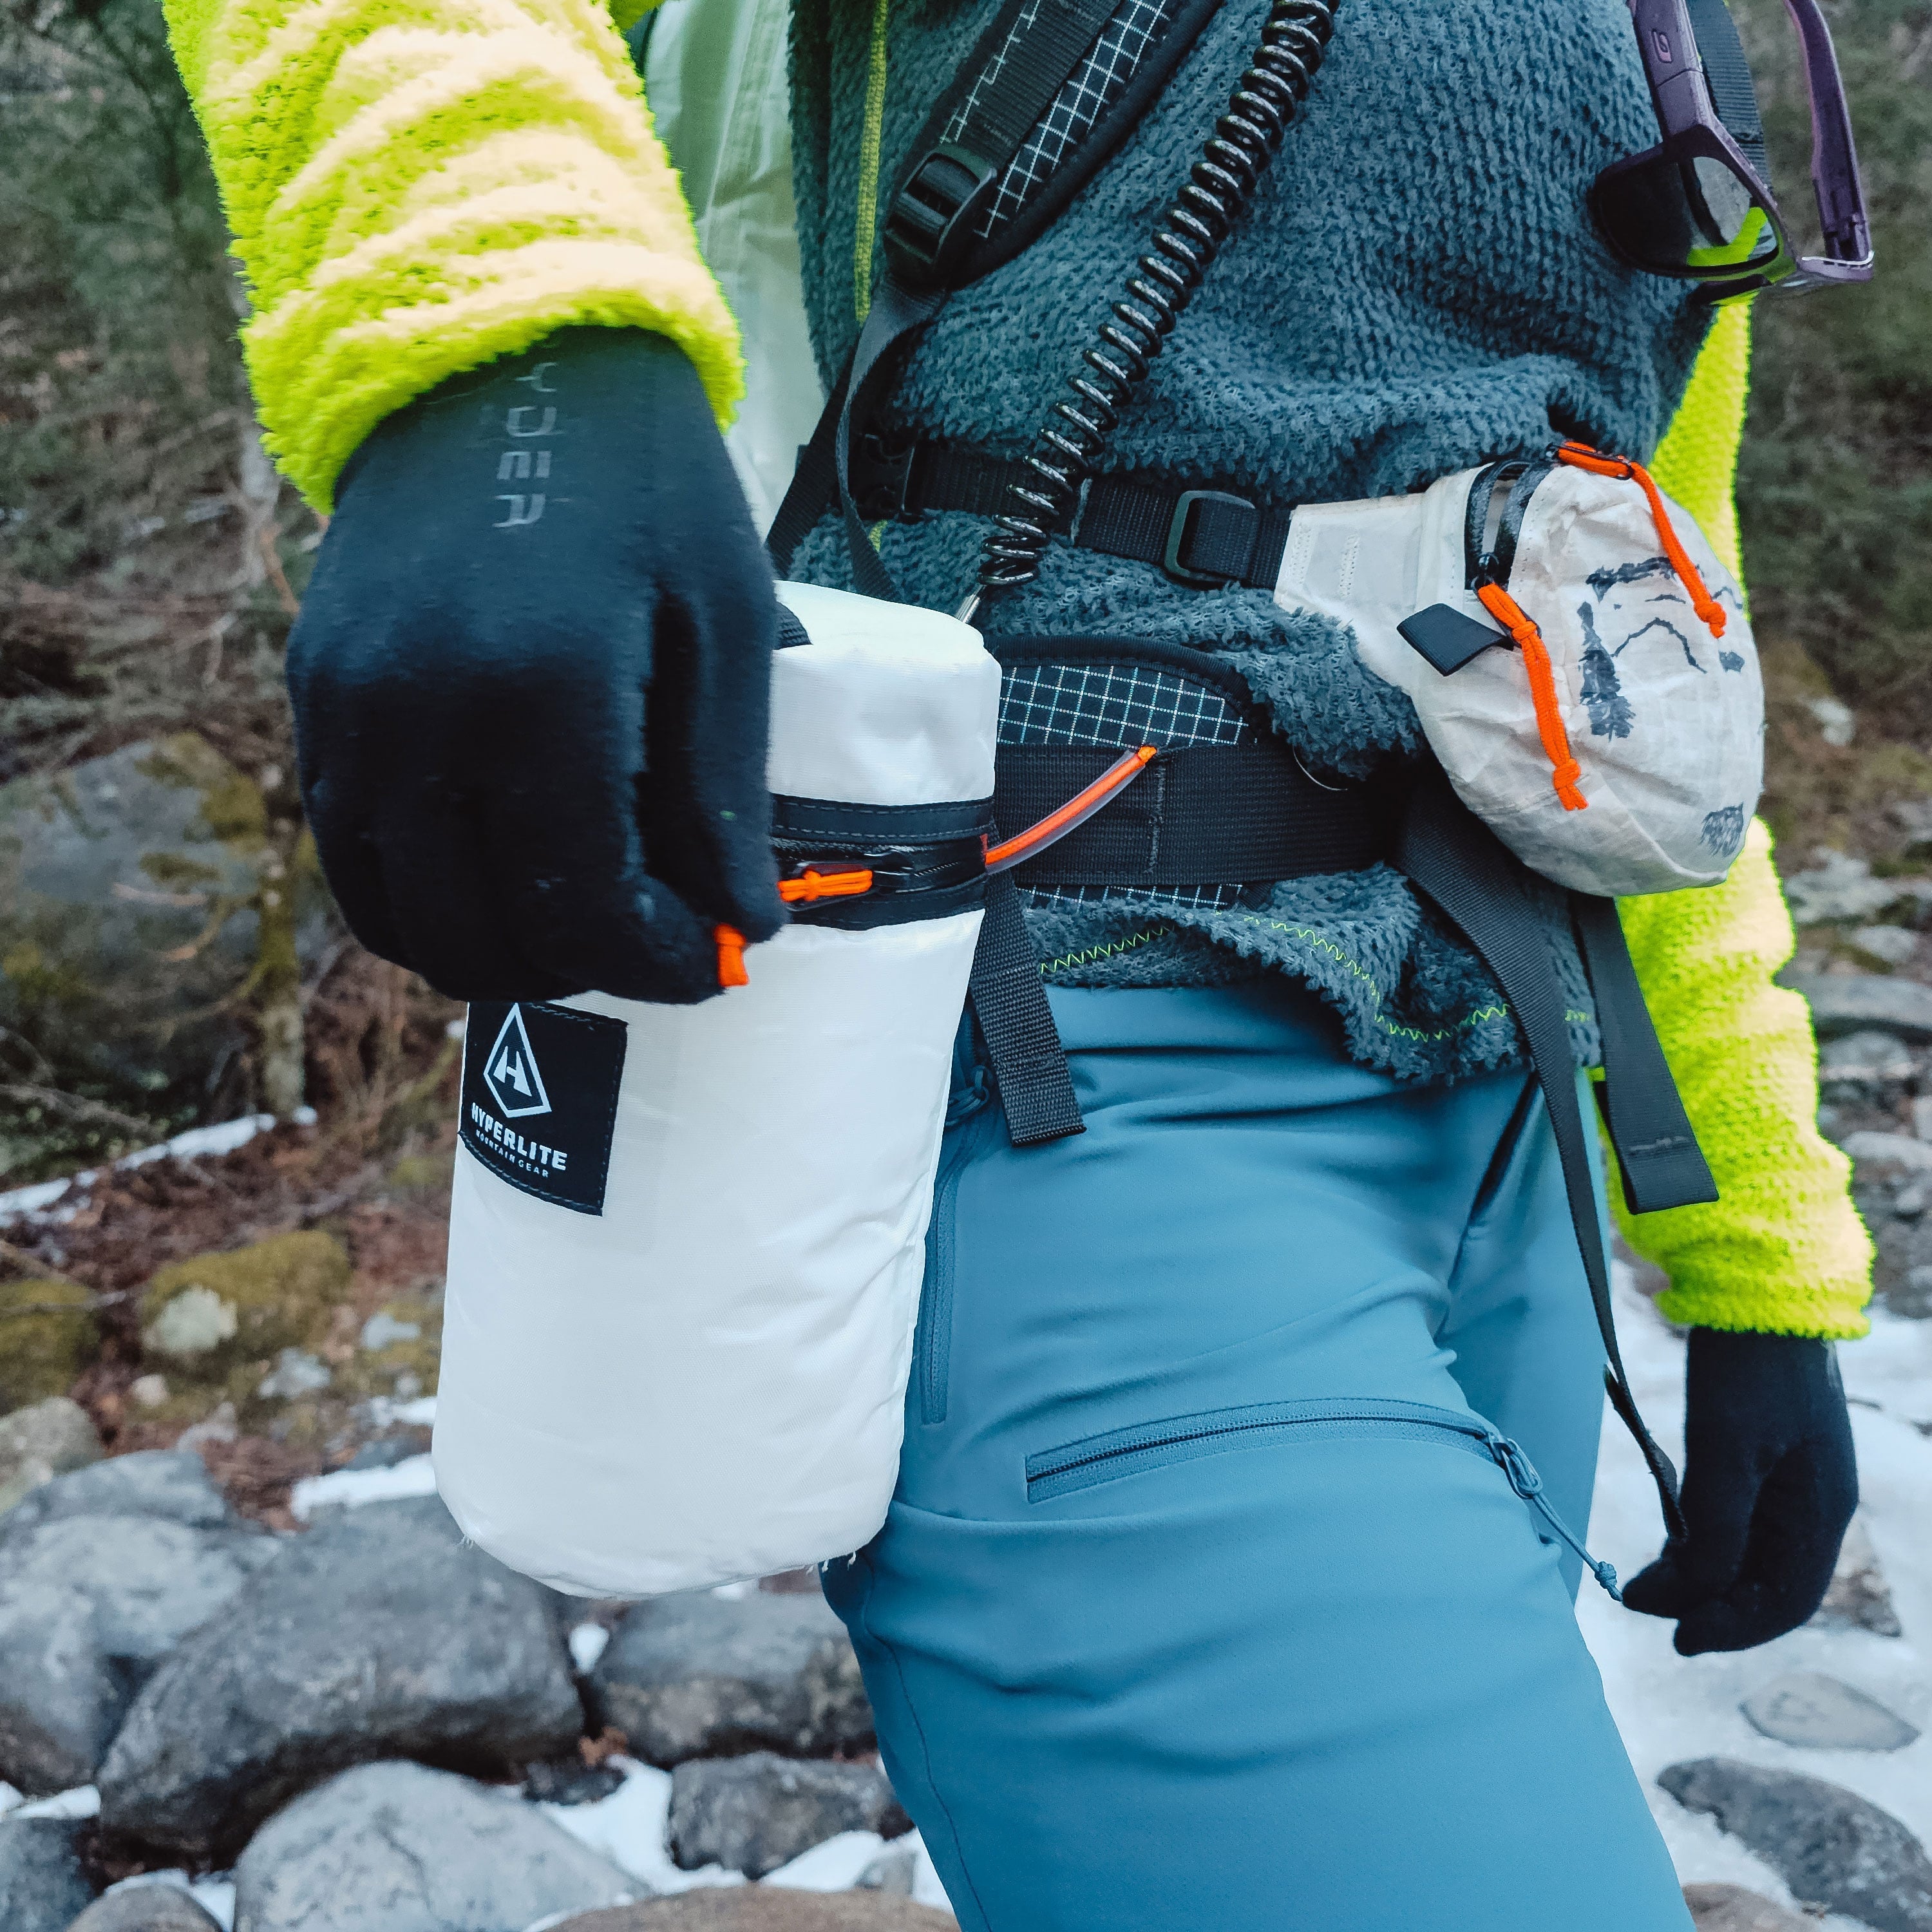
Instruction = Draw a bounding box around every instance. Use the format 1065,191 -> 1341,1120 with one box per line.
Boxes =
914,1105 -> 986,1427
1024,1395 -> 1622,1599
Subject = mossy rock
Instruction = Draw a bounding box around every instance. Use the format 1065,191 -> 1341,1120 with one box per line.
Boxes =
337,1292 -> 442,1399
385,1150 -> 455,1200
142,1231 -> 352,1379
0,1278 -> 97,1412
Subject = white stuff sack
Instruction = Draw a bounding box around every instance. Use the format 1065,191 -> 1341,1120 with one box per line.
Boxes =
433,582 -> 999,1597
1273,455 -> 1764,896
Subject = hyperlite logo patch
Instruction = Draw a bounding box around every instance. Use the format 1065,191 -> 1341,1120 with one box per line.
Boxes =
460,1001 -> 626,1215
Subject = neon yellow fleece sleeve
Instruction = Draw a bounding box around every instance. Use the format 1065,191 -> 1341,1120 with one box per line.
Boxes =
1615,303 -> 1872,1340
160,0 -> 738,510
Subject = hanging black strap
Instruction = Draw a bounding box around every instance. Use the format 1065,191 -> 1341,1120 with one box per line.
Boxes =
1396,771 -> 1688,1543
1571,893 -> 1719,1217
767,350 -> 851,578
970,869 -> 1086,1146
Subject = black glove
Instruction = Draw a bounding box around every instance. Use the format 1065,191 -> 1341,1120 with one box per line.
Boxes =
1623,1328 -> 1858,1654
288,325 -> 784,1005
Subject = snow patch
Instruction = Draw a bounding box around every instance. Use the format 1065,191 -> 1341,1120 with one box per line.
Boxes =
0,1111 -> 281,1225
289,1453 -> 439,1521
568,1623 -> 611,1674
11,1785 -> 100,1820
536,1757 -> 744,1894
761,1830 -> 890,1891
1583,1264 -> 1932,1920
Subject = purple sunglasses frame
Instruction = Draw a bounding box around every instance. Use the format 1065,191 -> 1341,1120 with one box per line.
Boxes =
1602,0 -> 1874,295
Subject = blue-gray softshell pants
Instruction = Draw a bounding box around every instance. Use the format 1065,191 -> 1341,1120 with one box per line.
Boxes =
824,983 -> 1692,1931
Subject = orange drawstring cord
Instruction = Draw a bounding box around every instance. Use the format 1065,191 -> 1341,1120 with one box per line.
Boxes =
1555,441 -> 1727,638
1475,581 -> 1587,812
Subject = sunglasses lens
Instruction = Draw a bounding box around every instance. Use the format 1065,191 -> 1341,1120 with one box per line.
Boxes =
1593,152 -> 1782,278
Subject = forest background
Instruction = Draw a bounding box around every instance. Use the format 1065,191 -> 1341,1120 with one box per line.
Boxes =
0,0 -> 1929,1182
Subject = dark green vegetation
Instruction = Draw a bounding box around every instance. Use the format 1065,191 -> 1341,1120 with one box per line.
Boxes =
1734,0 -> 1932,728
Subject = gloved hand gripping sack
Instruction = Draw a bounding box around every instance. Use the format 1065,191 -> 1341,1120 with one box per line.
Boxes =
434,583 -> 1000,1597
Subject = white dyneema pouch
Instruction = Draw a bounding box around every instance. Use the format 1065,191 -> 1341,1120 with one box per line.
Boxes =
434,583 -> 999,1596
1273,442 -> 1763,897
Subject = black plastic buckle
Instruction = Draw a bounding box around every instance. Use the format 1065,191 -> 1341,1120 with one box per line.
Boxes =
1162,489 -> 1256,587
849,432 -> 917,522
882,142 -> 1001,287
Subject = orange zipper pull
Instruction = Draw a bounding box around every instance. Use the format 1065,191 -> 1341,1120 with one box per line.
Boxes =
777,867 -> 875,905
1474,582 -> 1587,813
715,924 -> 750,989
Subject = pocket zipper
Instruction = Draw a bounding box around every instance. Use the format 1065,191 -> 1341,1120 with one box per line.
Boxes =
916,1103 -> 989,1426
1024,1395 -> 1622,1600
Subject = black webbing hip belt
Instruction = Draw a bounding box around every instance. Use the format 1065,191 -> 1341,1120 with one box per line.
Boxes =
964,673 -> 1714,1542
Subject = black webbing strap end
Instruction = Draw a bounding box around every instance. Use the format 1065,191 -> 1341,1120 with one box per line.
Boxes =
1571,892 -> 1719,1217
968,871 -> 1084,1147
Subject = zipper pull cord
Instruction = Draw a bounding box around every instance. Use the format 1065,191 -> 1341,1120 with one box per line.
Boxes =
1555,442 -> 1728,639
1472,582 -> 1588,811
1490,1434 -> 1624,1602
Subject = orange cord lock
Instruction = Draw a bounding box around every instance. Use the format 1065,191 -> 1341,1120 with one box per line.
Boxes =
1475,582 -> 1588,813
1555,442 -> 1728,638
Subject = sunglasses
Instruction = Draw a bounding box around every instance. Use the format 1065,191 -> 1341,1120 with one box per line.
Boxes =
1591,0 -> 1874,298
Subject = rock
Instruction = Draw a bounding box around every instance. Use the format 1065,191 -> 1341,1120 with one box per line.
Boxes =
0,1513 -> 276,1792
1783,851 -> 1897,925
255,1349 -> 331,1401
1681,1883 -> 1812,1931
855,1843 -> 920,1895
230,1760 -> 635,1932
549,1895 -> 956,1931
1810,1515 -> 1906,1637
140,1233 -> 352,1383
0,1396 -> 101,1517
0,1449 -> 242,1549
98,1495 -> 582,1858
68,1884 -> 226,1931
0,1277 -> 97,1414
1792,974 -> 1932,1043
1659,1757 -> 1932,1932
1895,1265 -> 1932,1320
1856,925 -> 1924,969
1841,1131 -> 1932,1175
525,1759 -> 627,1806
669,1756 -> 909,1880
590,1591 -> 873,1768
0,736 -> 332,1119
1741,1671 -> 1920,1752
0,1817 -> 96,1930
334,1292 -> 442,1403
359,1311 -> 421,1351
1806,697 -> 1857,749
1817,1029 -> 1918,1100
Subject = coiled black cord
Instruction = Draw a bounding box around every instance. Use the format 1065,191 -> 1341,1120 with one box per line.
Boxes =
965,0 -> 1339,615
